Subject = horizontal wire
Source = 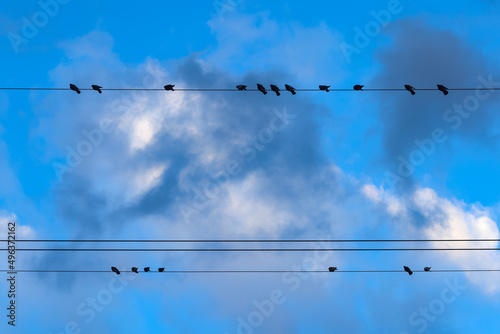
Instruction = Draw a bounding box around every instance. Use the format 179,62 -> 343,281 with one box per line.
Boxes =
2,238 -> 499,243
3,248 -> 500,252
0,87 -> 499,92
0,269 -> 499,273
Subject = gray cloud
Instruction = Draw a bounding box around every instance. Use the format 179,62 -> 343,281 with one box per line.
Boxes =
371,18 -> 500,187
40,51 -> 341,238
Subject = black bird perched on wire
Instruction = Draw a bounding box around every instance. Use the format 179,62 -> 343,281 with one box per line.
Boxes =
144,267 -> 151,272
328,267 -> 338,272
131,267 -> 139,273
285,84 -> 296,95
236,85 -> 247,91
424,267 -> 431,272
270,84 -> 280,96
353,85 -> 364,91
437,84 -> 449,95
91,85 -> 102,94
257,84 -> 267,95
70,84 -> 80,94
158,268 -> 165,272
319,85 -> 330,92
404,266 -> 413,275
164,84 -> 175,91
111,267 -> 120,275
404,84 -> 416,95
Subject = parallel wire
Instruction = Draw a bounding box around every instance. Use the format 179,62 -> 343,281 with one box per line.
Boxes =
2,238 -> 499,243
3,247 -> 500,252
1,269 -> 499,273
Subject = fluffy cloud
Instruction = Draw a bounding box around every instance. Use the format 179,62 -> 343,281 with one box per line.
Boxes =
11,14 -> 500,333
363,184 -> 500,294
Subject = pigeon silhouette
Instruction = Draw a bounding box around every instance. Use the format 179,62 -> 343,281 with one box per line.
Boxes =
257,84 -> 267,95
404,84 -> 416,95
328,267 -> 338,272
111,267 -> 120,275
70,84 -> 80,94
164,84 -> 175,91
270,84 -> 280,96
404,266 -> 413,275
424,267 -> 431,272
319,85 -> 330,92
91,85 -> 102,94
144,267 -> 150,272
158,268 -> 165,272
236,85 -> 247,91
131,267 -> 139,273
353,85 -> 364,91
437,84 -> 449,95
285,84 -> 296,95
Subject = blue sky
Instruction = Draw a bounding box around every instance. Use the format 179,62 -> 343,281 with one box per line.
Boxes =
1,0 -> 500,333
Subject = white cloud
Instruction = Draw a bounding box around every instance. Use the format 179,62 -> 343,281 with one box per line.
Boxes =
219,171 -> 294,236
364,184 -> 500,294
362,183 -> 406,216
206,12 -> 346,83
0,211 -> 36,240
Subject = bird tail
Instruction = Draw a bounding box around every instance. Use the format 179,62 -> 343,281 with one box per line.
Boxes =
263,91 -> 267,95
291,91 -> 296,95
276,92 -> 280,96
77,90 -> 81,94
443,91 -> 449,95
411,91 -> 415,95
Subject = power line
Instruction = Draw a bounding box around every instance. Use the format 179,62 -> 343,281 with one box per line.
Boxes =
1,87 -> 499,92
3,247 -> 500,252
0,269 -> 499,273
3,238 -> 499,243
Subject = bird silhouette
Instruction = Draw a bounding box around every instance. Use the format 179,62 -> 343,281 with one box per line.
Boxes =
353,85 -> 364,91
70,84 -> 80,94
257,84 -> 267,95
285,84 -> 296,95
404,84 -> 416,95
111,267 -> 120,275
424,267 -> 431,272
236,85 -> 247,91
164,84 -> 175,91
91,85 -> 102,94
270,84 -> 280,96
319,85 -> 330,92
131,267 -> 139,273
404,266 -> 413,275
328,267 -> 338,272
158,268 -> 165,272
437,84 -> 449,95
144,267 -> 151,272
